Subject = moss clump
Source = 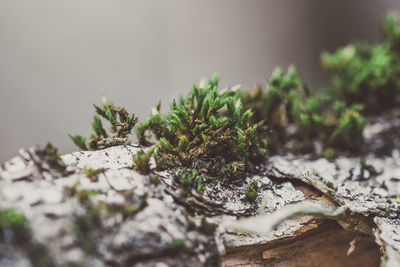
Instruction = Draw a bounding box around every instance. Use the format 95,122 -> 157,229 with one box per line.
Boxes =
331,101 -> 366,151
65,182 -> 147,254
132,145 -> 157,174
137,74 -> 268,172
323,148 -> 335,160
245,181 -> 259,202
243,66 -> 367,154
0,207 -> 54,267
175,168 -> 203,197
70,98 -> 138,150
83,166 -> 105,182
322,12 -> 400,113
0,207 -> 31,243
35,142 -> 67,174
149,173 -> 161,185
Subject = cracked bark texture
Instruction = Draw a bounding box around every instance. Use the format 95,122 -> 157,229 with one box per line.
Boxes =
1,111 -> 400,266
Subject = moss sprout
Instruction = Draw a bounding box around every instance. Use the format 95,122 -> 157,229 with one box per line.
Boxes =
245,181 -> 259,202
176,168 -> 199,197
132,145 -> 157,174
70,98 -> 138,150
83,166 -> 105,182
323,148 -> 335,160
35,142 -> 67,174
0,207 -> 31,243
149,173 -> 161,185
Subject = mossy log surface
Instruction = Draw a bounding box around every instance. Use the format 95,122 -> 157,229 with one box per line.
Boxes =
1,111 -> 400,267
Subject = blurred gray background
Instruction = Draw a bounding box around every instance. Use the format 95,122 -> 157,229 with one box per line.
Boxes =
1,0 -> 400,161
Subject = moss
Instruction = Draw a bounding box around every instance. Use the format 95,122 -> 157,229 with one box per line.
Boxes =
36,142 -> 67,174
245,181 -> 259,201
149,173 -> 161,185
41,142 -> 60,159
385,207 -> 392,216
104,196 -> 147,219
207,156 -> 245,181
324,181 -> 338,191
0,206 -> 54,267
137,74 -> 268,173
394,196 -> 400,204
70,98 -> 138,150
66,182 -> 147,254
0,207 -> 31,243
176,168 -> 199,197
322,12 -> 400,113
323,148 -> 335,160
132,145 -> 157,174
76,189 -> 98,204
173,239 -> 186,248
83,166 -> 105,182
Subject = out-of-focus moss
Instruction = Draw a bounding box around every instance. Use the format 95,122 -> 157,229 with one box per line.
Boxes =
242,66 -> 367,154
245,181 -> 259,202
322,12 -> 400,113
0,206 -> 54,267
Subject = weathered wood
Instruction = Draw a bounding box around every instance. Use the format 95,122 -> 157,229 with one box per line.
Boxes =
1,111 -> 400,266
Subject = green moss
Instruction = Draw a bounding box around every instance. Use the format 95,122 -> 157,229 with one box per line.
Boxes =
323,148 -> 335,160
137,74 -> 268,172
70,98 -> 138,150
0,207 -> 31,243
41,142 -> 60,159
65,182 -> 147,254
0,207 -> 54,267
394,196 -> 400,204
324,181 -> 338,191
104,197 -> 147,219
385,207 -> 392,216
149,173 -> 161,185
83,166 -> 105,182
133,145 -> 157,174
176,168 -> 199,197
72,216 -> 99,254
173,239 -> 186,248
331,102 -> 366,150
71,12 -> 400,169
245,181 -> 259,201
242,66 -> 367,154
322,12 -> 400,113
36,142 -> 67,173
